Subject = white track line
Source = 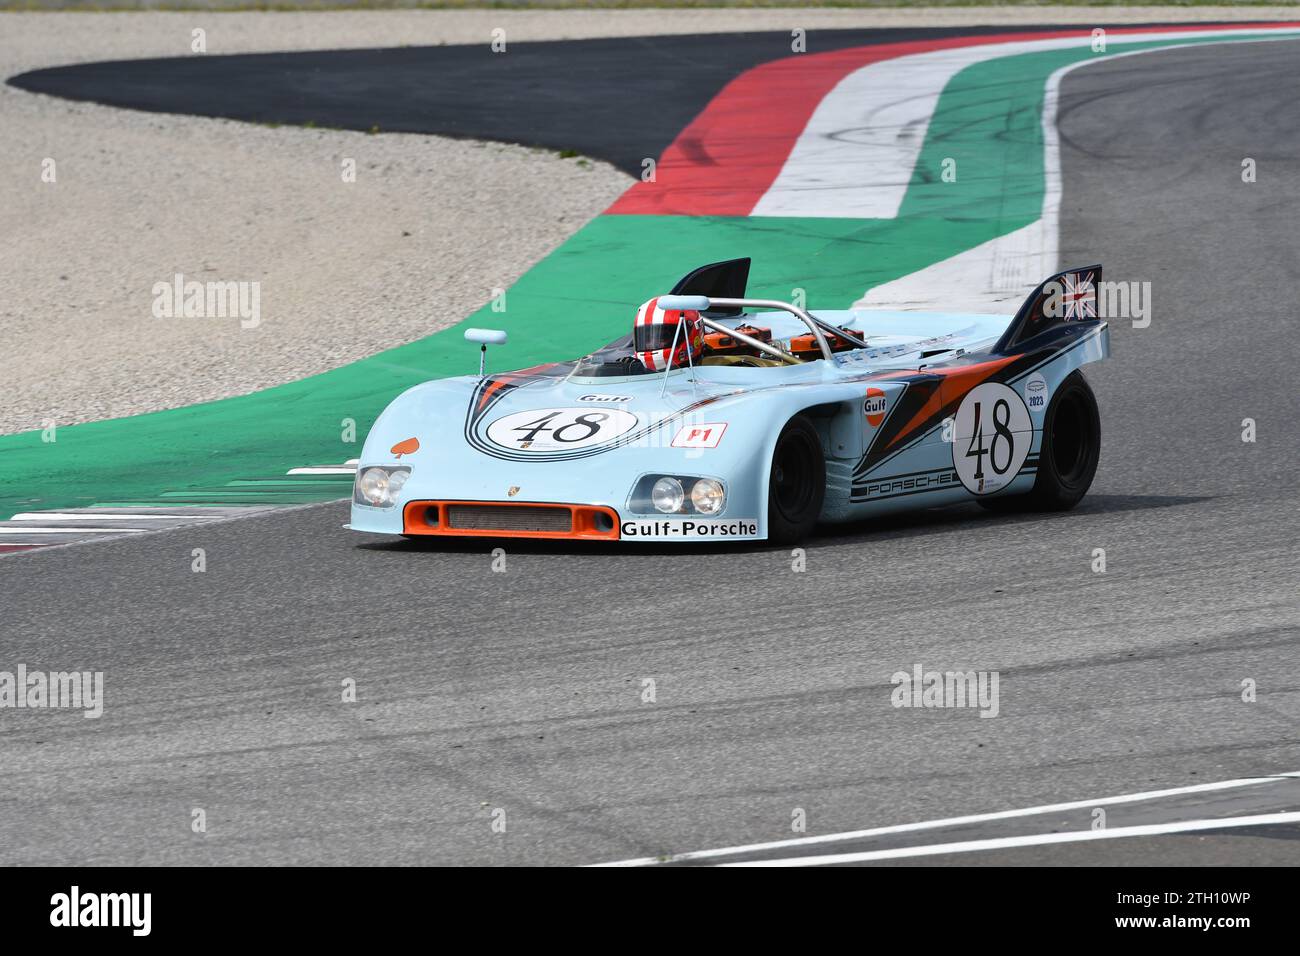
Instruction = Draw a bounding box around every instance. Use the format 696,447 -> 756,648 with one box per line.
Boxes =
8,513 -> 181,521
0,526 -> 149,535
286,467 -> 357,475
593,771 -> 1300,866
725,811 -> 1300,867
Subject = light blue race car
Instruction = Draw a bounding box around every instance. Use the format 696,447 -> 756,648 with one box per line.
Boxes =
348,258 -> 1108,545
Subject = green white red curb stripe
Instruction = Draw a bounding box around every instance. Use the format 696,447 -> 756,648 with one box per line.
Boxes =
610,24 -> 1300,219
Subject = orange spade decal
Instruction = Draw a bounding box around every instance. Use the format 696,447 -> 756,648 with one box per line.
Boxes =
390,437 -> 420,458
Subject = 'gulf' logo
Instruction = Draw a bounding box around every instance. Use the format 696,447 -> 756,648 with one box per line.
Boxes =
864,388 -> 887,428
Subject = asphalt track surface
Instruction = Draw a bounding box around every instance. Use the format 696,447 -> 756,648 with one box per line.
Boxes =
3,39 -> 1300,866
4,24 -> 1197,177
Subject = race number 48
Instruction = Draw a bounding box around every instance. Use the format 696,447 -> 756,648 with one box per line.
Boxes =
952,382 -> 1031,495
487,407 -> 639,451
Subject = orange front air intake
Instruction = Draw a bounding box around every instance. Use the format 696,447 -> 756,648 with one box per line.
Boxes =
402,501 -> 621,540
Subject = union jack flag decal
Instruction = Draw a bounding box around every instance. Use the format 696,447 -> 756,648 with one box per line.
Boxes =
1061,270 -> 1097,320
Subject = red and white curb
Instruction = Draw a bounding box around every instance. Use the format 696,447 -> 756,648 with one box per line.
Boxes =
0,506 -> 276,552
0,460 -> 359,553
612,23 -> 1300,313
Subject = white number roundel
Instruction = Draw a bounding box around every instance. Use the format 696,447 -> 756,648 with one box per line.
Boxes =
952,382 -> 1032,495
487,407 -> 638,451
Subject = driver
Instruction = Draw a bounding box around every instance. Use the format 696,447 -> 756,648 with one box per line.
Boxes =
633,297 -> 704,372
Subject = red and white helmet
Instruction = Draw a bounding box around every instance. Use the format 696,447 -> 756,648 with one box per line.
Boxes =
633,297 -> 704,371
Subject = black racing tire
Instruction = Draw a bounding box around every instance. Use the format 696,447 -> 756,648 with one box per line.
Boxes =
978,370 -> 1100,512
767,415 -> 826,545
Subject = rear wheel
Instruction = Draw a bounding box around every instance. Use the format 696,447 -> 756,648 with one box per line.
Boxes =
767,415 -> 825,544
978,370 -> 1100,512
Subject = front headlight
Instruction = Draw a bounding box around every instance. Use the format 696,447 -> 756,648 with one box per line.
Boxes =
632,474 -> 726,515
354,465 -> 412,508
651,477 -> 685,514
690,477 -> 725,515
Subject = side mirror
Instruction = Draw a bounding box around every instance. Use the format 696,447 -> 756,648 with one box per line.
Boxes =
656,294 -> 711,312
465,328 -> 508,377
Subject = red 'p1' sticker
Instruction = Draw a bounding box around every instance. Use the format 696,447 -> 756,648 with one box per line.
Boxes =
672,423 -> 727,449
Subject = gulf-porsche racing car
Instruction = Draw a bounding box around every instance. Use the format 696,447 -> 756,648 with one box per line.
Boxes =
348,258 -> 1108,545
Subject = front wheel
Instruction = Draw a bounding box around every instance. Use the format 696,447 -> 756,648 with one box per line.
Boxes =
767,415 -> 825,545
978,370 -> 1100,512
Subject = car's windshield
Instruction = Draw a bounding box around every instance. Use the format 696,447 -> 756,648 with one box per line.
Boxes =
572,335 -> 653,377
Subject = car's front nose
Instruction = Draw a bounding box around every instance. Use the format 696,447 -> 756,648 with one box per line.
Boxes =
347,373 -> 769,541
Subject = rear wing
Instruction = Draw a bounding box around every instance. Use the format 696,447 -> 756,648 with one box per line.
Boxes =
995,264 -> 1101,353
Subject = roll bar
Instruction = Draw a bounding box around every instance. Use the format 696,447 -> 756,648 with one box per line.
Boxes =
656,295 -> 866,361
